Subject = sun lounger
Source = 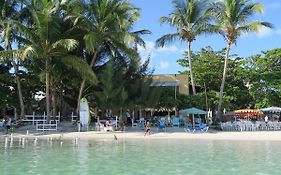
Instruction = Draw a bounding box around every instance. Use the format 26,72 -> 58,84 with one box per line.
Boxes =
157,118 -> 166,132
184,123 -> 209,133
172,117 -> 180,127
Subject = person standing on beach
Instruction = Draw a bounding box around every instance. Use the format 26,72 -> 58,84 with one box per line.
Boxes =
144,121 -> 151,136
5,116 -> 12,134
126,111 -> 131,125
265,115 -> 269,125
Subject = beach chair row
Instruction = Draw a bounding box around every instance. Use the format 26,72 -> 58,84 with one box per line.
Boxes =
221,121 -> 281,131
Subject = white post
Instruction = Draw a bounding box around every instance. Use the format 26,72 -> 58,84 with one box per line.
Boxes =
115,115 -> 118,129
97,116 -> 100,131
32,112 -> 35,126
58,112 -> 60,122
43,112 -> 46,124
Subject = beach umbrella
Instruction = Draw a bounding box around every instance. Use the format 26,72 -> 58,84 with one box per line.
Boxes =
234,109 -> 262,120
179,108 -> 207,127
179,107 -> 207,115
260,107 -> 281,114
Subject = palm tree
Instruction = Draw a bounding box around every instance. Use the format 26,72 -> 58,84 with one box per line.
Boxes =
73,0 -> 147,115
211,0 -> 273,120
0,0 -> 95,119
0,0 -> 26,118
156,0 -> 213,95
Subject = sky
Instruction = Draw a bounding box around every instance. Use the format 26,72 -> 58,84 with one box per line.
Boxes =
130,0 -> 281,74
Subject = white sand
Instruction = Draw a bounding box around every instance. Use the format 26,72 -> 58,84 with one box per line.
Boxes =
2,128 -> 281,141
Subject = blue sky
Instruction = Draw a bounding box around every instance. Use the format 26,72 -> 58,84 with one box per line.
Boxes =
130,0 -> 281,74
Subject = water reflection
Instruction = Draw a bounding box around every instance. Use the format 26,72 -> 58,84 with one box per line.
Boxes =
0,138 -> 281,175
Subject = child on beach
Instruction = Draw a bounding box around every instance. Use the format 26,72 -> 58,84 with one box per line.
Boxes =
144,121 -> 151,136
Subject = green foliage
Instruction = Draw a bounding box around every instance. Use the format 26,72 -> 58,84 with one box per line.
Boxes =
0,0 -> 279,118
156,0 -> 214,47
178,46 -> 266,111
0,63 -> 18,109
210,0 -> 273,43
245,48 -> 281,108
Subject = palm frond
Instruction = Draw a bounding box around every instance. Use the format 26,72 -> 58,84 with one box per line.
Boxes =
59,55 -> 98,85
83,31 -> 101,53
0,45 -> 35,60
52,39 -> 78,51
155,33 -> 180,48
237,21 -> 273,35
132,29 -> 151,35
251,3 -> 264,14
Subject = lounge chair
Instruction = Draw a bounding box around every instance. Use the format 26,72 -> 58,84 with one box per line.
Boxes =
138,118 -> 146,129
184,123 -> 209,133
131,119 -> 138,128
172,117 -> 180,127
157,119 -> 166,132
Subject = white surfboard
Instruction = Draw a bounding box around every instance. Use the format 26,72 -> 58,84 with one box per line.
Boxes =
79,98 -> 90,131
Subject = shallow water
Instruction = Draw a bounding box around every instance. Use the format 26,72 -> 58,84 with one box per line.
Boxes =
0,137 -> 280,175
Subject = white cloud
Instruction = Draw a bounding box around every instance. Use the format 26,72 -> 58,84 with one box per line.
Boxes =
241,27 -> 281,39
159,60 -> 170,69
156,45 -> 179,53
137,41 -> 154,63
256,27 -> 273,38
137,40 -> 181,63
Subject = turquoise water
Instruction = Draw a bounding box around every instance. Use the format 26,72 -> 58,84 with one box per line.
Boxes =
0,137 -> 281,175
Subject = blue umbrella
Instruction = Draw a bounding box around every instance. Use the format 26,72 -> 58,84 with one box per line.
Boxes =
179,108 -> 207,128
179,107 -> 207,115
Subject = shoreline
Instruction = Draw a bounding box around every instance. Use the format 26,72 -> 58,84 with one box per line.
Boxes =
2,130 -> 281,141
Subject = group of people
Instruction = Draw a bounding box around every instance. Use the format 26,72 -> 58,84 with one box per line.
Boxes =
0,116 -> 12,133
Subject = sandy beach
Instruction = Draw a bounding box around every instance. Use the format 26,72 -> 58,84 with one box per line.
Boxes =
2,124 -> 281,141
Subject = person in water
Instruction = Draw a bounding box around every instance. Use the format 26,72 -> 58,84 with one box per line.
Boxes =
144,121 -> 151,136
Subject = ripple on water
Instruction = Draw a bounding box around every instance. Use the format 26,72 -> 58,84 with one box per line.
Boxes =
0,138 -> 281,175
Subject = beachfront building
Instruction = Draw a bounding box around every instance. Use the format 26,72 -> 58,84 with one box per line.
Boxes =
151,74 -> 190,96
138,74 -> 190,123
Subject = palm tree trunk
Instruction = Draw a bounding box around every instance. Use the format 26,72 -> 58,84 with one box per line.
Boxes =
46,58 -> 51,120
187,41 -> 196,95
76,51 -> 99,117
217,42 -> 231,121
51,80 -> 56,120
11,60 -> 25,118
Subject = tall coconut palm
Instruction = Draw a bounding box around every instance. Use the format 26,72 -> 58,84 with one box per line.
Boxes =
73,0 -> 148,115
156,0 -> 213,95
0,0 -> 26,118
211,0 -> 273,119
0,0 -> 95,119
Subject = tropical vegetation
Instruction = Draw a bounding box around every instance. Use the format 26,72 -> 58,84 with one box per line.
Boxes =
0,0 -> 279,123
